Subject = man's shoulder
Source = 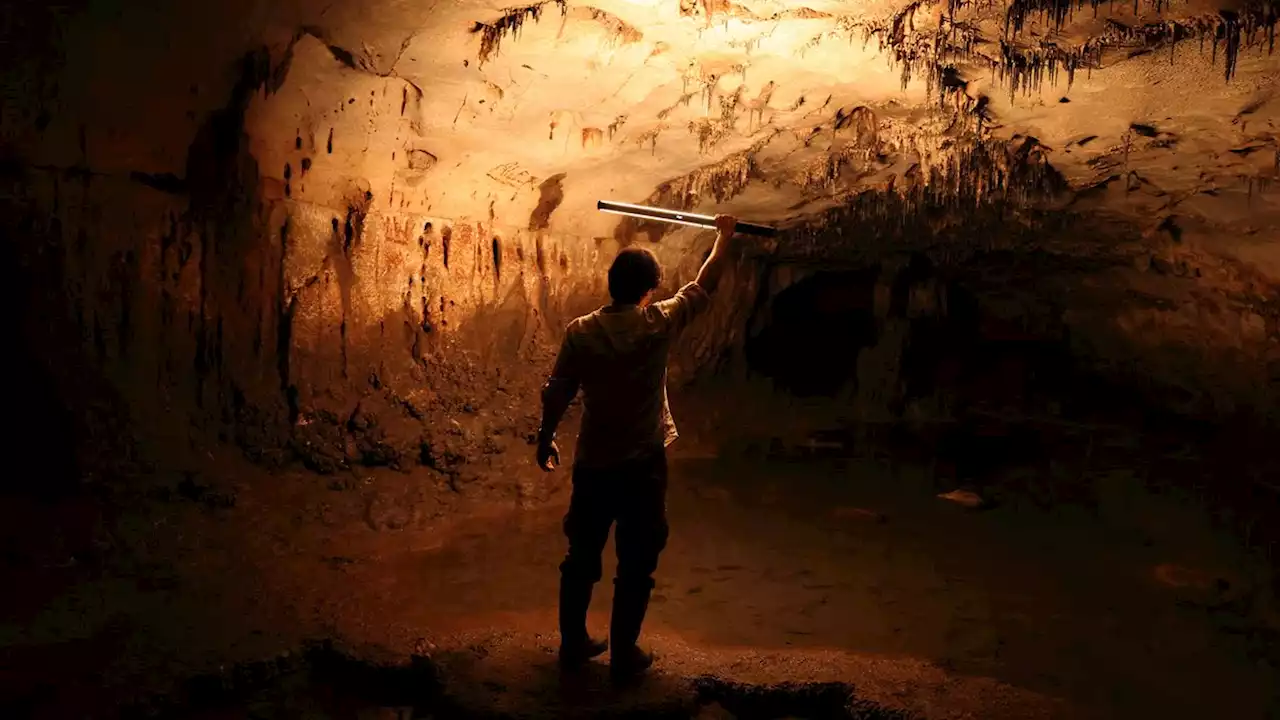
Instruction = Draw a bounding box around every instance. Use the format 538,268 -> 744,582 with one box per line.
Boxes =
678,281 -> 710,301
649,282 -> 710,315
564,310 -> 602,337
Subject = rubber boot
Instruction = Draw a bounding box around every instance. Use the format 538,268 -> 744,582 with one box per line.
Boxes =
609,580 -> 655,679
558,575 -> 607,666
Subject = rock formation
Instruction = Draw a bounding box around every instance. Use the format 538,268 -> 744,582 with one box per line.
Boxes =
3,0 -> 1278,487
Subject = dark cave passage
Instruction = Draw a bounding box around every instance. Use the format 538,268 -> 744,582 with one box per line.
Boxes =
738,254 -> 1280,542
1,217 -> 86,498
744,267 -> 881,398
743,256 -> 1089,420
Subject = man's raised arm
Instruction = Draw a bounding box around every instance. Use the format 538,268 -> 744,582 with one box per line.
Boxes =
652,214 -> 739,334
693,214 -> 739,296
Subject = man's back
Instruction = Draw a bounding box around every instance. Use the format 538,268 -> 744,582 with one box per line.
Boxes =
559,283 -> 709,468
538,214 -> 740,677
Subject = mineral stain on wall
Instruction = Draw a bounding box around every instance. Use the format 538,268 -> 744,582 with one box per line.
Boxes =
529,173 -> 566,231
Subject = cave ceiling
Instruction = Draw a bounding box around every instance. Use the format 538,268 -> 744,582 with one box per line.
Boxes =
6,0 -> 1280,439
34,0 -> 1280,253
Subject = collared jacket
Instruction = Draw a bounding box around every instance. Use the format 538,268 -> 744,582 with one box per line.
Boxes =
546,282 -> 711,469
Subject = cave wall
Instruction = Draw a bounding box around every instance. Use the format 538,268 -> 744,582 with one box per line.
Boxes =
4,0 -> 1280,490
0,2 -> 698,486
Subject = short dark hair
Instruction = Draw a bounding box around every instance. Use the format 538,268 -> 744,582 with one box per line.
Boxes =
608,247 -> 662,304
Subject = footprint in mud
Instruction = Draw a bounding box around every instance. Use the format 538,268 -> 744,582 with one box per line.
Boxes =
687,586 -> 704,595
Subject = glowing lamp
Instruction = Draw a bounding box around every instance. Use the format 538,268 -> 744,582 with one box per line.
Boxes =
597,199 -> 778,237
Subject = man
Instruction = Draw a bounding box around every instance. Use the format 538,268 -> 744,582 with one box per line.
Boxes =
536,213 -> 740,678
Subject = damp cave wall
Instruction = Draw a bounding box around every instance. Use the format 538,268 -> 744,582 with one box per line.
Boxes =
5,0 -> 1280,494
0,1 -> 672,489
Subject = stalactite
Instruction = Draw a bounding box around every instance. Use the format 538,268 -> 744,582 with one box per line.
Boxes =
607,115 -> 628,141
687,118 -> 729,155
657,91 -> 699,120
577,7 -> 644,46
680,86 -> 748,155
796,31 -> 830,58
720,86 -> 745,124
788,136 -> 1068,258
703,74 -> 719,111
666,149 -> 757,205
613,139 -> 771,243
622,132 -> 777,242
636,127 -> 663,155
470,0 -> 568,67
1003,0 -> 1172,38
609,0 -> 1276,251
794,143 -> 876,190
861,0 -> 1279,105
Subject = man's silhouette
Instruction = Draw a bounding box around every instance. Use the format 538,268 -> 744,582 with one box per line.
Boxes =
536,214 -> 740,678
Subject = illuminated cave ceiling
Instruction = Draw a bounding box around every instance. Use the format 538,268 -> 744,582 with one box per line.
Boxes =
195,0 -> 1279,247
29,0 -> 1279,254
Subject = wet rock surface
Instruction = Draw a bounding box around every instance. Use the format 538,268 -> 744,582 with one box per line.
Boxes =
3,434 -> 1277,720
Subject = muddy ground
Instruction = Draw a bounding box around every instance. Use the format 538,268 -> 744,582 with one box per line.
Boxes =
2,390 -> 1279,719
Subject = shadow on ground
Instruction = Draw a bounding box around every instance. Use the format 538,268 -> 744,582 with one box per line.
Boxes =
2,414 -> 1277,720
119,640 -> 908,720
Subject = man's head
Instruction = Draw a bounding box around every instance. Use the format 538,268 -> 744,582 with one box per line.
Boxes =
608,247 -> 662,306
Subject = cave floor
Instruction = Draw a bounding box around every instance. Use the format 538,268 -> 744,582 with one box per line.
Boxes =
3,444 -> 1277,719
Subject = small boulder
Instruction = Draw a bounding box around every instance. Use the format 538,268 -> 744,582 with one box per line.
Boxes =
937,489 -> 988,509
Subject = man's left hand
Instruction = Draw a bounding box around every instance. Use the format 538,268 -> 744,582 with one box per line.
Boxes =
537,440 -> 561,471
714,213 -> 738,236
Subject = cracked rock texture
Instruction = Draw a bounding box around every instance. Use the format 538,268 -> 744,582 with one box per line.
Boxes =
2,0 -> 1279,484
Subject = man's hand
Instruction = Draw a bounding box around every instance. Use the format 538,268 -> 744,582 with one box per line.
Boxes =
714,213 -> 738,237
537,439 -> 561,471
695,214 -> 739,295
